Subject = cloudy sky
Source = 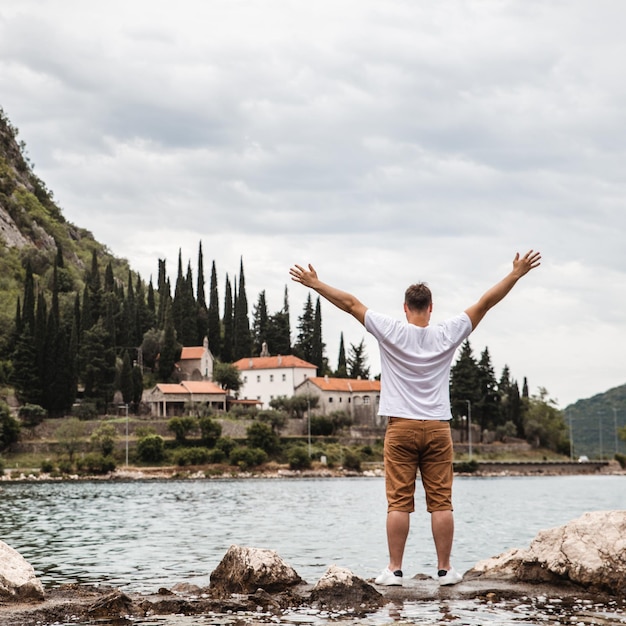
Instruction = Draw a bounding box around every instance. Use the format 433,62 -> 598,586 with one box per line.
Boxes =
1,0 -> 624,409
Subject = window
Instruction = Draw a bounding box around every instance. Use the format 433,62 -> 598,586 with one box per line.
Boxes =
363,396 -> 370,405
282,374 -> 286,382
339,397 -> 342,403
270,374 -> 274,382
256,375 -> 261,383
329,397 -> 333,403
244,376 -> 248,383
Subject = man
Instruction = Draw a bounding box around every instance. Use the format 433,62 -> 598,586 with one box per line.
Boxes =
289,250 -> 541,586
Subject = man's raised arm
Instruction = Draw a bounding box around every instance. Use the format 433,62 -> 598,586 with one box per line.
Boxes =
465,250 -> 541,330
289,264 -> 368,326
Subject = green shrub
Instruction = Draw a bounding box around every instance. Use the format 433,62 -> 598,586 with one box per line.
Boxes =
246,421 -> 280,454
168,416 -> 198,443
18,403 -> 47,428
615,453 -> 626,469
207,448 -> 226,464
0,401 -> 20,450
216,436 -> 237,457
287,446 -> 311,470
77,453 -> 116,475
454,459 -> 479,473
310,415 -> 334,436
72,402 -> 98,421
229,446 -> 267,470
174,447 -> 211,466
136,434 -> 165,463
58,459 -> 74,474
40,459 -> 54,473
342,450 -> 361,472
199,416 -> 222,447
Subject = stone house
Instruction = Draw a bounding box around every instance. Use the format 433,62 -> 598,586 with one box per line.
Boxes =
294,376 -> 383,426
176,336 -> 214,381
143,380 -> 226,417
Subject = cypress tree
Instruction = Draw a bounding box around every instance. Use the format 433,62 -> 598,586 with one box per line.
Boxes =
336,332 -> 348,377
233,258 -> 252,360
158,300 -> 181,381
196,243 -> 209,345
156,259 -> 170,328
207,261 -> 221,359
222,274 -> 234,362
294,293 -> 315,362
311,296 -> 325,372
119,350 -> 134,404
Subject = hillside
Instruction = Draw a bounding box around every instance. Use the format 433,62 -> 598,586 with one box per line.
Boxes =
565,384 -> 626,459
0,107 -> 132,355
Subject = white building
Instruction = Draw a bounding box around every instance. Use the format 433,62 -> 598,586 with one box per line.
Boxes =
232,355 -> 317,409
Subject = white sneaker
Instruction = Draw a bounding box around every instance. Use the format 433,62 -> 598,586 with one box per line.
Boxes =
374,567 -> 403,586
438,566 -> 463,586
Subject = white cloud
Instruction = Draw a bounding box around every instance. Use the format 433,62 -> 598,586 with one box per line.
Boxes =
1,0 -> 626,407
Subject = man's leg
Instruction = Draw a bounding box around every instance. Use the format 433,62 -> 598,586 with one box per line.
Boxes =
431,509 -> 454,571
386,510 -> 410,572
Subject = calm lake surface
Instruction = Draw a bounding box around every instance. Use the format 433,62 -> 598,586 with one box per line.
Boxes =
1,475 -> 625,625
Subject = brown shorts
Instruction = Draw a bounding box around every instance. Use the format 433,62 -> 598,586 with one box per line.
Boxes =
384,417 -> 454,513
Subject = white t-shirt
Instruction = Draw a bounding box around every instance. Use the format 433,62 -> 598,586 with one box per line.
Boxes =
365,310 -> 472,420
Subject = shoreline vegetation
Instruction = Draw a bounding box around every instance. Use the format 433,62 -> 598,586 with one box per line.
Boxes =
2,410 -> 625,483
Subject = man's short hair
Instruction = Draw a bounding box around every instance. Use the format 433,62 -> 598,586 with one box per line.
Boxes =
405,283 -> 432,312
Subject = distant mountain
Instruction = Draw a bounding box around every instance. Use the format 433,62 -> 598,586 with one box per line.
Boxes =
565,384 -> 626,459
0,107 -> 131,355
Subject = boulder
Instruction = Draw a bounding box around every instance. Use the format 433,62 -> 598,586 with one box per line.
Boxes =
0,541 -> 45,601
309,565 -> 383,613
87,590 -> 136,619
468,510 -> 626,596
209,545 -> 303,597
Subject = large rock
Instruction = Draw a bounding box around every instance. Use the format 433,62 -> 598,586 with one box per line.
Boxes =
309,565 -> 383,613
468,510 -> 626,595
0,541 -> 45,601
209,545 -> 303,597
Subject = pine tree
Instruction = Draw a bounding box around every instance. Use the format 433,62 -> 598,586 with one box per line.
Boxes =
252,290 -> 269,356
476,347 -> 500,430
265,286 -> 291,355
336,332 -> 348,377
207,261 -> 221,359
347,338 -> 370,379
450,340 -> 480,421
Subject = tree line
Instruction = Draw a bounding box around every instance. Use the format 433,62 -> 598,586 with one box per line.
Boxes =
3,242 -> 371,416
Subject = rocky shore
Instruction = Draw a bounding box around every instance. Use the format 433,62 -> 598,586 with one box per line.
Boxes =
1,512 -> 625,626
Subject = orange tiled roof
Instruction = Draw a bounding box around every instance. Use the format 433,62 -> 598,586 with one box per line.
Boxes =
305,377 -> 381,392
155,381 -> 224,395
233,355 -> 317,371
179,347 -> 206,360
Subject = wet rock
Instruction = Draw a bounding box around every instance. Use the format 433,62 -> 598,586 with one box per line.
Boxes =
87,589 -> 137,618
468,510 -> 626,596
0,540 -> 45,601
209,545 -> 303,597
309,565 -> 384,613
